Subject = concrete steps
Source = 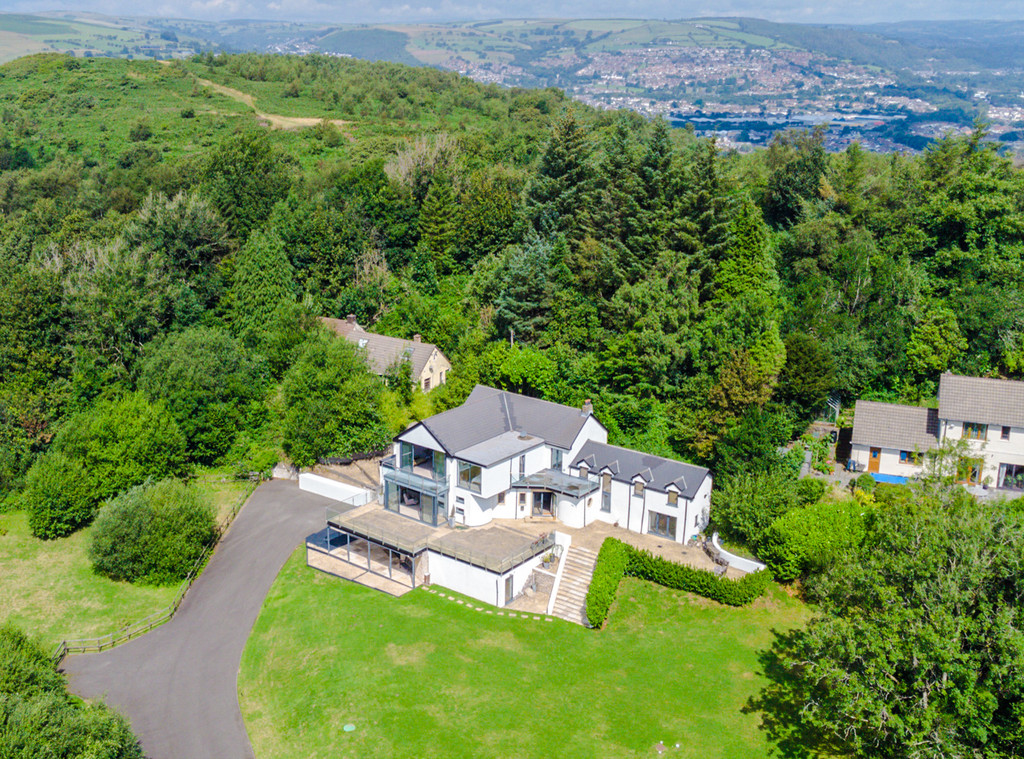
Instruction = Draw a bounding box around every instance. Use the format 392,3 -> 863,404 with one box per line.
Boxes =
551,545 -> 599,627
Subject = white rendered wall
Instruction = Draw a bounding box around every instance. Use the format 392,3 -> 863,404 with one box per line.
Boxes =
850,444 -> 925,478
298,473 -> 367,502
940,419 -> 1024,484
427,551 -> 545,607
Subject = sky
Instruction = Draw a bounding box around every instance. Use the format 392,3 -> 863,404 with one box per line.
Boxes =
6,0 -> 1024,25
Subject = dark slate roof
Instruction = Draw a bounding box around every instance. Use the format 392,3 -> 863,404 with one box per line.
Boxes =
851,400 -> 939,451
400,385 -> 601,462
570,441 -> 710,500
939,373 -> 1024,428
320,317 -> 443,378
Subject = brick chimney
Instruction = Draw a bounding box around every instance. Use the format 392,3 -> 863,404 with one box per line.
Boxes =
582,399 -> 593,417
413,334 -> 422,343
346,314 -> 357,324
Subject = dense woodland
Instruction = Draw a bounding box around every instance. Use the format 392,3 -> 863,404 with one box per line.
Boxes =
3,51 -> 1024,758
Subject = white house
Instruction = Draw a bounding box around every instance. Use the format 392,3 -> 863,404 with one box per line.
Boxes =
850,373 -> 1024,488
304,385 -> 711,607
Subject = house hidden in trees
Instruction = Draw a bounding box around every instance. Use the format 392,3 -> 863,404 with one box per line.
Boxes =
319,315 -> 451,392
850,373 -> 1024,488
300,385 -> 712,609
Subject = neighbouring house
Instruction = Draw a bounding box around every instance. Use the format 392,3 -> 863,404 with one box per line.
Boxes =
319,315 -> 451,392
301,385 -> 712,608
850,373 -> 1024,488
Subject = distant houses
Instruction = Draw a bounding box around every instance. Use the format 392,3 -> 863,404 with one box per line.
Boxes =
319,315 -> 451,392
850,373 -> 1024,488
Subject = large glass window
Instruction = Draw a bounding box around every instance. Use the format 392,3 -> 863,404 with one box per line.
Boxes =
648,512 -> 677,539
458,461 -> 482,493
999,463 -> 1024,490
433,450 -> 446,480
601,473 -> 612,513
963,422 -> 988,441
400,442 -> 413,469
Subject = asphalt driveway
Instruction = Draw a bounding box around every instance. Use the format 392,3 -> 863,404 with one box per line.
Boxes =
64,479 -> 338,759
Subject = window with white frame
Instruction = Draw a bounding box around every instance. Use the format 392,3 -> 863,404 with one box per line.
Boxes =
633,480 -> 644,497
667,490 -> 678,507
601,473 -> 612,512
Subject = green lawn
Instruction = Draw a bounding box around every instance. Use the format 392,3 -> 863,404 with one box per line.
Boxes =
0,475 -> 253,647
240,549 -> 810,758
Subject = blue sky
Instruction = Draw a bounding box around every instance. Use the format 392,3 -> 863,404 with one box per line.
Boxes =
6,0 -> 1024,24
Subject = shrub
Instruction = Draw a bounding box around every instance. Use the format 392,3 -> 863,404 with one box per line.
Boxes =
795,477 -> 828,506
89,479 -> 216,585
855,473 -> 876,493
711,471 -> 798,551
50,392 -> 188,504
626,546 -> 773,606
585,538 -> 630,628
874,482 -> 914,507
585,538 -> 773,628
23,453 -> 94,539
0,623 -> 142,759
761,497 -> 869,582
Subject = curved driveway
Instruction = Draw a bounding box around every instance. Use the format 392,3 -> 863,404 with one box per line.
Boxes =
64,480 -> 337,759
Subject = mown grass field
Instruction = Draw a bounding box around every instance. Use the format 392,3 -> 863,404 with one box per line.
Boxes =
239,549 -> 810,758
0,475 -> 253,647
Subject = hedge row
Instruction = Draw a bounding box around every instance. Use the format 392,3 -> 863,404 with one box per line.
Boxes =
584,538 -> 631,628
584,538 -> 773,628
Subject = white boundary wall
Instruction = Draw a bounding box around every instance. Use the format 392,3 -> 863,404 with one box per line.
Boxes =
711,532 -> 767,574
298,473 -> 367,503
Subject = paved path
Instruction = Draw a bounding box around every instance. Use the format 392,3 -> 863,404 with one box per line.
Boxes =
64,480 -> 338,759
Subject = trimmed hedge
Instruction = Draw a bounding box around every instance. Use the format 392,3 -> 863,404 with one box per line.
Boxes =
585,537 -> 774,628
584,538 -> 630,628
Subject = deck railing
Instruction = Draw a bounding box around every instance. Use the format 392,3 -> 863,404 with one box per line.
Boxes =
430,532 -> 555,574
380,456 -> 449,498
50,481 -> 257,666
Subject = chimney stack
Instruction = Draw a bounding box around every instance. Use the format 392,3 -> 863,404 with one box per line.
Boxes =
346,314 -> 357,324
413,334 -> 422,343
582,399 -> 593,417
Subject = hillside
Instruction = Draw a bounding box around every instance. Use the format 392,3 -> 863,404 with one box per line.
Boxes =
6,12 -> 1022,154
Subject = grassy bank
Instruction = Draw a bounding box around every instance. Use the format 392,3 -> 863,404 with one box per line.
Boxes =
0,475 -> 253,647
239,549 -> 810,758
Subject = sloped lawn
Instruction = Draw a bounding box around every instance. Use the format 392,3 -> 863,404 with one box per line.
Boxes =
239,549 -> 810,758
0,475 -> 252,647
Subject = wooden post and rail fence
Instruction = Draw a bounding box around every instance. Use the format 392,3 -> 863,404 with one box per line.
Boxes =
49,479 -> 257,666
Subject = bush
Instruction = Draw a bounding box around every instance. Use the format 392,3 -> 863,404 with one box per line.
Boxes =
873,482 -> 914,507
23,453 -> 94,539
711,471 -> 798,551
761,497 -> 869,582
50,392 -> 189,504
626,546 -> 773,606
795,477 -> 828,506
0,623 -> 142,759
585,538 -> 630,628
89,479 -> 216,585
585,538 -> 773,628
855,473 -> 876,493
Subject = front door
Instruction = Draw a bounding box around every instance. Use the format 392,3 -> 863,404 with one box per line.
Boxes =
868,447 -> 881,473
532,491 -> 553,517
